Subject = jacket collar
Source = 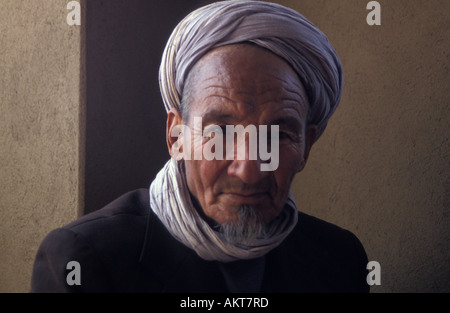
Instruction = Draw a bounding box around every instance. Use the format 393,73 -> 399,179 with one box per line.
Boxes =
136,208 -> 229,292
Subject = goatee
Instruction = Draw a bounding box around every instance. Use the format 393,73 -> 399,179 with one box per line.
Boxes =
218,205 -> 269,245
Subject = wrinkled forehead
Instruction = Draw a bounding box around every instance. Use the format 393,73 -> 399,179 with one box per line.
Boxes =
184,44 -> 309,123
190,43 -> 302,87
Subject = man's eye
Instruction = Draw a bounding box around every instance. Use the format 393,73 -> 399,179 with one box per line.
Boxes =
203,125 -> 225,138
273,129 -> 294,141
278,131 -> 290,139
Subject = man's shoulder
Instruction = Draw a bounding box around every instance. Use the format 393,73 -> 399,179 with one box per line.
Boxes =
57,188 -> 151,263
289,211 -> 367,258
295,211 -> 358,242
64,188 -> 150,232
31,189 -> 152,292
276,210 -> 369,292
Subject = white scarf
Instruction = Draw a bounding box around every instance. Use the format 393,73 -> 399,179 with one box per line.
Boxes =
149,158 -> 298,263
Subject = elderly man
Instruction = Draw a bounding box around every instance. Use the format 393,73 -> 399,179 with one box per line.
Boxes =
31,0 -> 369,293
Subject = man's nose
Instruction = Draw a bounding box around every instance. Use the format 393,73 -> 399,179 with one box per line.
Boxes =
228,137 -> 268,184
227,157 -> 269,184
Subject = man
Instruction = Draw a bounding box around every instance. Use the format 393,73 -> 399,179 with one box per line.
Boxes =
31,0 -> 369,292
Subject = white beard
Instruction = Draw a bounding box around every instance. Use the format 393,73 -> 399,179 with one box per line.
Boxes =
218,205 -> 269,246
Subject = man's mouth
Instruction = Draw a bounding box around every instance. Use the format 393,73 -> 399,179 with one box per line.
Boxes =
219,191 -> 270,204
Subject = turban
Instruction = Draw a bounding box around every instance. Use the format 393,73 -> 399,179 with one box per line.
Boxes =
159,0 -> 344,140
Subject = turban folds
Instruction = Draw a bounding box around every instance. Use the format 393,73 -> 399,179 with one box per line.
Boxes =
159,0 -> 344,140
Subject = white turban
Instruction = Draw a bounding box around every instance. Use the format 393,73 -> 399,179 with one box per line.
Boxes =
159,0 -> 343,139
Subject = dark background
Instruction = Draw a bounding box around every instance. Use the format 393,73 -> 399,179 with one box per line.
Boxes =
85,0 -> 214,213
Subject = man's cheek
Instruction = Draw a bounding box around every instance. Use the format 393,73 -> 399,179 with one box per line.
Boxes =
280,147 -> 305,173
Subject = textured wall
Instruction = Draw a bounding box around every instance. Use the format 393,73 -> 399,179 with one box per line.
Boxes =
1,0 -> 448,293
0,0 -> 85,292
282,0 -> 450,292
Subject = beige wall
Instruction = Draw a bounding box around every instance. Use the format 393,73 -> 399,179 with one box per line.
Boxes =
283,0 -> 450,292
0,0 -> 448,293
0,0 -> 85,292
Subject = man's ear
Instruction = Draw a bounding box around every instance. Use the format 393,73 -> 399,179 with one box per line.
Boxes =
297,124 -> 318,172
166,108 -> 184,159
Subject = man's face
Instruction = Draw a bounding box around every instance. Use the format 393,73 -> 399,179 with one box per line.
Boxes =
167,44 -> 316,228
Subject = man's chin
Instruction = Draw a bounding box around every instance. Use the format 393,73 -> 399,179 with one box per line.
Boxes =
217,205 -> 270,245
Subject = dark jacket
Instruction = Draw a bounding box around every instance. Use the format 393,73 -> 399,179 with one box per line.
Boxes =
30,188 -> 369,293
